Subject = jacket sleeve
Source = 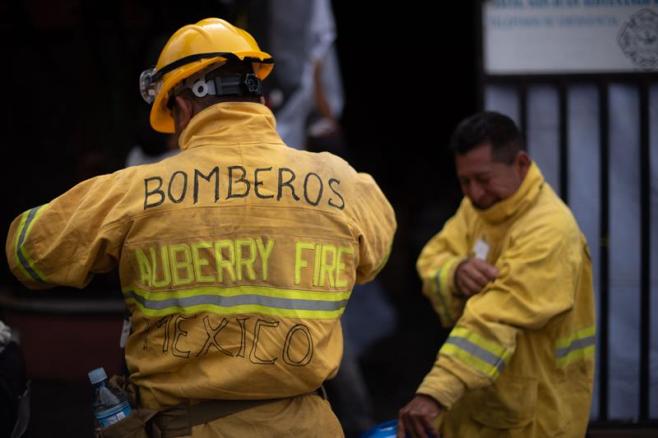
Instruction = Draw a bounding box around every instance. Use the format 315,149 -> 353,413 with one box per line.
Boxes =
417,218 -> 582,409
416,203 -> 470,327
350,172 -> 396,284
5,173 -> 131,290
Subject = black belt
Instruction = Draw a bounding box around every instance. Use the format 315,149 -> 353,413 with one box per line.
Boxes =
149,387 -> 327,438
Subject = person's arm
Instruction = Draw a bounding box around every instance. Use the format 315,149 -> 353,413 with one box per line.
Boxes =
349,173 -> 396,284
312,59 -> 336,125
417,218 -> 583,410
6,173 -> 131,290
416,202 -> 472,327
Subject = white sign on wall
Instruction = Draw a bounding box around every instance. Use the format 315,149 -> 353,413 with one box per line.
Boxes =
483,0 -> 658,74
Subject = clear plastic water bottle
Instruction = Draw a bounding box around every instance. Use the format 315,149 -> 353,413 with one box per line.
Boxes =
88,367 -> 132,428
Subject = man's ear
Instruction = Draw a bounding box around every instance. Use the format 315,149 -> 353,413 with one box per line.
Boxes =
515,151 -> 531,178
173,96 -> 194,133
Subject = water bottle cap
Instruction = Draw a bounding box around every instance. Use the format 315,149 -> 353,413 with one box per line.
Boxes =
88,367 -> 108,384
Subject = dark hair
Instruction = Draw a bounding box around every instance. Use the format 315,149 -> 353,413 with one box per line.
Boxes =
449,111 -> 525,164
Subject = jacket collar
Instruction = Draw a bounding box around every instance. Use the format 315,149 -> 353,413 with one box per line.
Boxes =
178,102 -> 283,151
471,161 -> 544,224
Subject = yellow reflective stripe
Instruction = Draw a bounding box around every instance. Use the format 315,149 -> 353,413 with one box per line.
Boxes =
14,206 -> 48,282
438,258 -> 459,295
556,325 -> 595,349
13,211 -> 31,279
440,326 -> 511,379
555,325 -> 596,367
125,299 -> 344,319
557,344 -> 595,368
441,343 -> 503,378
431,267 -> 452,326
451,327 -> 510,359
123,284 -> 351,302
430,258 -> 460,325
123,285 -> 351,320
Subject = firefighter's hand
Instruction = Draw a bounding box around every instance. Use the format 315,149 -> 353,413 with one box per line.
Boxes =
454,257 -> 498,297
397,394 -> 442,438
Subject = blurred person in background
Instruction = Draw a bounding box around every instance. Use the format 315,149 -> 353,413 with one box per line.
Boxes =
398,111 -> 595,438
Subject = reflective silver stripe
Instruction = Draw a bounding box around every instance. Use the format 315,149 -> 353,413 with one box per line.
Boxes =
446,336 -> 506,373
124,290 -> 348,312
17,250 -> 43,283
434,269 -> 443,294
16,206 -> 45,283
433,268 -> 454,325
17,207 -> 41,246
555,335 -> 596,358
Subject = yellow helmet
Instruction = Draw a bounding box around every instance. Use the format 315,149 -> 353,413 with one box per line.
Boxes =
140,18 -> 273,133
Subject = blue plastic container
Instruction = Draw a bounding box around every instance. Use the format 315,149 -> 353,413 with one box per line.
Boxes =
360,419 -> 398,438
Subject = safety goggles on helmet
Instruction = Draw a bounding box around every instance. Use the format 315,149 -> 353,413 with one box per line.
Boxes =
139,68 -> 159,104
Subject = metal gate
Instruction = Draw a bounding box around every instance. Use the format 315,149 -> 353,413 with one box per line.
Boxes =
478,2 -> 658,426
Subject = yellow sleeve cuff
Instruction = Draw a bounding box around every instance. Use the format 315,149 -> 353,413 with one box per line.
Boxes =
436,256 -> 464,297
428,256 -> 467,327
417,367 -> 466,410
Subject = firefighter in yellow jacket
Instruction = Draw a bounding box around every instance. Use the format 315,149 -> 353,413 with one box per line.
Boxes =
5,18 -> 396,437
398,111 -> 594,438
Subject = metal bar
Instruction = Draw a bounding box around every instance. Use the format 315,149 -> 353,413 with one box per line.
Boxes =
598,81 -> 610,421
518,82 -> 527,147
588,420 -> 658,429
475,0 -> 485,110
558,81 -> 569,203
484,72 -> 658,84
0,289 -> 126,314
638,80 -> 650,421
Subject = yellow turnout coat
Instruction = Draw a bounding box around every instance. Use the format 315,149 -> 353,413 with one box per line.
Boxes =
417,163 -> 595,438
6,102 -> 396,437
